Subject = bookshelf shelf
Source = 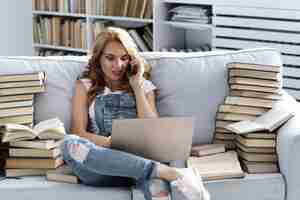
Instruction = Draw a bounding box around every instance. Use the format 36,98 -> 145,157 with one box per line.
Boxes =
163,0 -> 213,4
89,15 -> 153,24
163,21 -> 212,30
32,11 -> 86,18
33,44 -> 88,53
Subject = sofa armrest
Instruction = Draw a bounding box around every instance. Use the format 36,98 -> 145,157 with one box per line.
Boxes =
277,91 -> 300,200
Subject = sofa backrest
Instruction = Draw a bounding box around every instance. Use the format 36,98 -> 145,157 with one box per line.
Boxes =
0,48 -> 282,145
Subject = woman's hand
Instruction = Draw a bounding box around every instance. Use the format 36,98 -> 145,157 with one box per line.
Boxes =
104,136 -> 112,148
129,57 -> 145,92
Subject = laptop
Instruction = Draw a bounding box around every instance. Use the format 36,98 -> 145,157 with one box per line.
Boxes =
111,117 -> 194,163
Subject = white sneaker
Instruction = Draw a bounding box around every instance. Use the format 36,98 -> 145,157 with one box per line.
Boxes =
171,168 -> 210,200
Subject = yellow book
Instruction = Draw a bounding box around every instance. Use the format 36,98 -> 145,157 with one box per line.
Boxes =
227,62 -> 280,72
218,104 -> 268,116
6,156 -> 64,169
229,77 -> 281,88
237,149 -> 277,162
229,69 -> 280,80
0,72 -> 45,83
236,135 -> 276,148
9,139 -> 63,150
46,165 -> 78,184
9,147 -> 61,158
190,144 -> 225,157
5,168 -> 48,177
225,96 -> 276,108
230,90 -> 282,100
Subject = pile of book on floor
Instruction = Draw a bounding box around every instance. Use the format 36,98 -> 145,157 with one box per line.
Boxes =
168,5 -> 211,24
1,118 -> 66,177
226,106 -> 294,174
214,62 -> 283,150
188,143 -> 245,180
0,72 -> 46,171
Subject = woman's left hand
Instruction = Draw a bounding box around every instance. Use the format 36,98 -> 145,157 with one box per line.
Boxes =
129,57 -> 145,92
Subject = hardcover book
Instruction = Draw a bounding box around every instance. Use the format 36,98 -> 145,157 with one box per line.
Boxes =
226,106 -> 294,134
227,62 -> 280,73
46,165 -> 78,184
190,144 -> 225,157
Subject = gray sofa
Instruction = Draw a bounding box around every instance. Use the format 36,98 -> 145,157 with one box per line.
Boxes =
0,48 -> 299,200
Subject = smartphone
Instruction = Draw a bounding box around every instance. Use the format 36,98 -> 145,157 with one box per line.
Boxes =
126,63 -> 137,78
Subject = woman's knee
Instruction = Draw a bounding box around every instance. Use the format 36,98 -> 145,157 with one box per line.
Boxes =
62,135 -> 91,163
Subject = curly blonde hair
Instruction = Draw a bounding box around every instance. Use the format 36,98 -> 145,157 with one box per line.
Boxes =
82,27 -> 151,105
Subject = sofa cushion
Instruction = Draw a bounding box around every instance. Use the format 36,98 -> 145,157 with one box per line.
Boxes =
144,48 -> 282,144
0,56 -> 87,131
0,176 -> 131,200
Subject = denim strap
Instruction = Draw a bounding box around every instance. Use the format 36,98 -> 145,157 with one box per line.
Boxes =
136,161 -> 157,200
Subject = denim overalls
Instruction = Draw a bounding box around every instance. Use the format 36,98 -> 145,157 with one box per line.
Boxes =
62,92 -> 157,200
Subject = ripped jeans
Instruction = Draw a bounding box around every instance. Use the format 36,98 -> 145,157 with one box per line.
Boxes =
61,134 -> 157,199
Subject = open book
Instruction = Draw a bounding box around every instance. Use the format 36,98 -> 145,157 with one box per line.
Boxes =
226,106 -> 294,134
188,151 -> 244,181
1,118 -> 66,142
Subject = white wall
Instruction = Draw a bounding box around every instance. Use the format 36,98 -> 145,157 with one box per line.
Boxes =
0,0 -> 33,56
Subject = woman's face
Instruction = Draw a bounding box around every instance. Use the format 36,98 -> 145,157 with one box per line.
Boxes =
100,40 -> 130,82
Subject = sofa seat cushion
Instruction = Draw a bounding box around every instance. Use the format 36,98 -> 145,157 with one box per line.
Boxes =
205,173 -> 284,200
0,176 -> 131,200
170,160 -> 284,200
170,173 -> 285,200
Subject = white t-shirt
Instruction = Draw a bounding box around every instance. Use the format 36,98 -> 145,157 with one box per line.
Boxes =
80,78 -> 156,120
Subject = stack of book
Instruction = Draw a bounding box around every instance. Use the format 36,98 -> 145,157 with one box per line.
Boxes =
1,118 -> 66,177
168,5 -> 211,24
214,62 -> 283,150
33,16 -> 87,49
33,0 -> 86,14
87,0 -> 153,19
0,72 -> 46,171
128,26 -> 153,52
226,107 -> 293,173
46,164 -> 79,184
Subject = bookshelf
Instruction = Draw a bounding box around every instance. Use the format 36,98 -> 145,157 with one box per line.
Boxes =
156,0 -> 300,100
32,0 -> 153,55
153,0 -> 213,51
32,0 -> 300,100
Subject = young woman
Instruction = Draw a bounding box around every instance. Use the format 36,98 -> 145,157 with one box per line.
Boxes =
61,27 -> 210,200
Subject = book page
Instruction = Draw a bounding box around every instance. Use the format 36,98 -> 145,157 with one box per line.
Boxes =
1,124 -> 37,142
2,123 -> 36,134
2,132 -> 36,143
38,127 -> 66,140
33,118 -> 64,134
255,106 -> 294,132
226,120 -> 264,134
